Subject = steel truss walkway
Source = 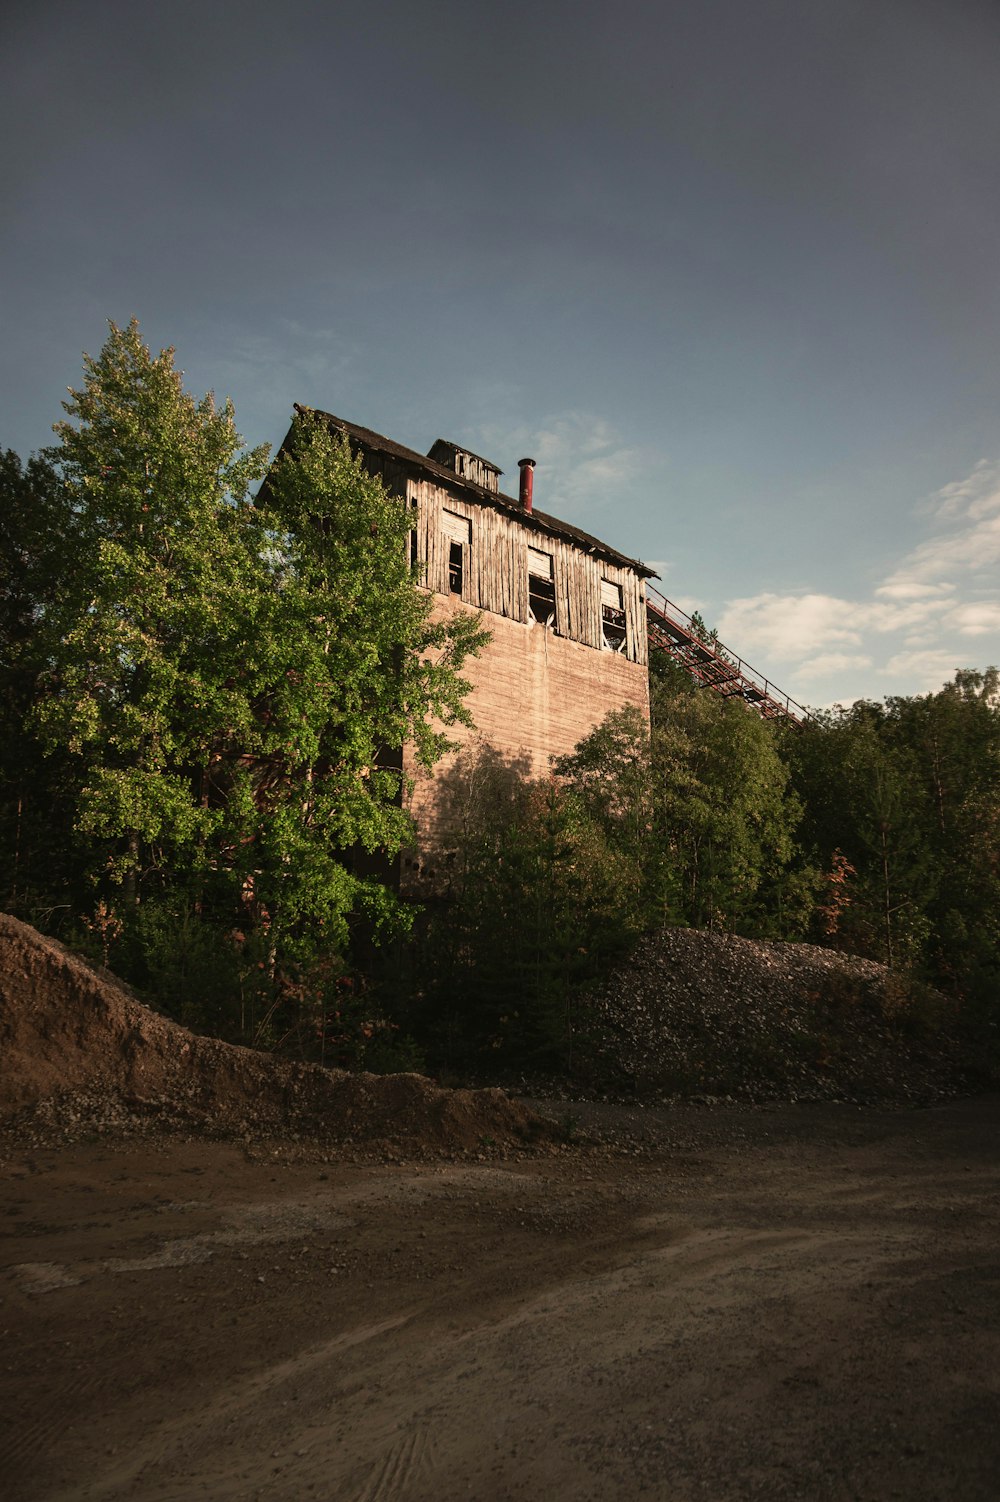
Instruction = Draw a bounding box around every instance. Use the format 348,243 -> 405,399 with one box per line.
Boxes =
645,583 -> 807,724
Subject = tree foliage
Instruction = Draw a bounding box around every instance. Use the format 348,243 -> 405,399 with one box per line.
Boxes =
33,318 -> 271,897
409,743 -> 640,1071
237,412 -> 490,952
0,447 -> 84,917
555,663 -> 811,936
1,319 -> 487,1049
784,670 -> 1000,995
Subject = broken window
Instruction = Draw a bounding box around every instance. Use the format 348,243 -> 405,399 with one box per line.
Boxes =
528,547 -> 557,627
448,541 -> 464,594
442,509 -> 471,598
601,578 -> 627,652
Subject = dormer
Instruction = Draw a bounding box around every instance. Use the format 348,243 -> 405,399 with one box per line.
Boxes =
427,439 -> 502,494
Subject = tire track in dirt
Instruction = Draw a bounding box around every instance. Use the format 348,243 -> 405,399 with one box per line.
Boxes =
1,1368 -> 104,1491
41,1315 -> 414,1502
353,1428 -> 436,1502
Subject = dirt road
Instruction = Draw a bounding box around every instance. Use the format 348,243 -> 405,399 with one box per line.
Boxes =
2,1096 -> 998,1501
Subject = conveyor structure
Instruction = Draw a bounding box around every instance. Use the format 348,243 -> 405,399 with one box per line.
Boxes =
645,584 -> 807,723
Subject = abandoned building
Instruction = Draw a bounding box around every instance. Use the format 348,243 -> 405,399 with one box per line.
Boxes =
275,407 -> 804,878
280,407 -> 653,863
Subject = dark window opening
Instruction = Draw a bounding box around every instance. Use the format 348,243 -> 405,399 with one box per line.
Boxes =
408,498 -> 418,568
529,573 -> 556,626
602,605 -> 627,651
601,579 -> 627,652
448,541 -> 464,595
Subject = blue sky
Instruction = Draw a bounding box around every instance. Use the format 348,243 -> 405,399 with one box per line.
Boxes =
3,0 -> 1000,709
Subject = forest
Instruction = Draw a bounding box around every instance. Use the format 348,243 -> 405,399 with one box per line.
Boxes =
2,322 -> 999,1080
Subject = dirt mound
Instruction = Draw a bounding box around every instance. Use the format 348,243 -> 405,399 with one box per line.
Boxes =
0,913 -> 544,1151
587,927 -> 972,1104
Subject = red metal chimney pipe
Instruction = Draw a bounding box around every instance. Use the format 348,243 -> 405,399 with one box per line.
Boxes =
518,457 -> 535,513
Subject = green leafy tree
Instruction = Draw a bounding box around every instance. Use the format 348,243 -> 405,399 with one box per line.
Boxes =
413,744 -> 637,1071
660,684 -> 807,934
785,673 -> 1000,979
228,411 -> 491,956
557,667 -> 810,936
0,448 -> 83,917
35,318 -> 271,907
28,321 -> 489,1041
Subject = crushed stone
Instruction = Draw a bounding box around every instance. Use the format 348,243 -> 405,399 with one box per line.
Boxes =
581,927 -> 974,1106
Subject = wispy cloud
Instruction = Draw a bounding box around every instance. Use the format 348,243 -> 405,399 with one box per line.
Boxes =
951,601 -> 1000,635
925,458 -> 999,521
791,652 -> 874,680
476,410 -> 648,516
879,460 -> 1000,602
881,647 -> 967,681
212,321 -> 358,423
713,459 -> 1000,703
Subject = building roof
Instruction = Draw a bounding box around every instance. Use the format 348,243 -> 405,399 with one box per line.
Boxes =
427,437 -> 503,477
290,405 -> 657,579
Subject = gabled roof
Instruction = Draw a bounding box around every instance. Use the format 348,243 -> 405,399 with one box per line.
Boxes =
289,405 -> 657,579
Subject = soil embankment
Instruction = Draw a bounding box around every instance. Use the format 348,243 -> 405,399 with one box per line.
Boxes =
0,913 -> 541,1153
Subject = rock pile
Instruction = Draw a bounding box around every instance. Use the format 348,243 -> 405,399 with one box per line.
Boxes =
586,927 -> 972,1104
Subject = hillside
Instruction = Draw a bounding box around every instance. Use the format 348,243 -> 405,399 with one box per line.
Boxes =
0,913 -> 543,1154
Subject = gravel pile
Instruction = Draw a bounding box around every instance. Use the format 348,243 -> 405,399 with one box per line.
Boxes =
584,927 -> 973,1105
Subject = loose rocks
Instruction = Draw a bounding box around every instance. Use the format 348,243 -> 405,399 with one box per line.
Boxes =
585,927 -> 972,1105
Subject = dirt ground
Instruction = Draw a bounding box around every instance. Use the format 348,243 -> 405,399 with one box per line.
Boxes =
2,1095 -> 999,1502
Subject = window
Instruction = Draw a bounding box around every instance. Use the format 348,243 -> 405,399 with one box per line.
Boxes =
448,541 -> 464,594
528,547 -> 556,626
442,509 -> 471,597
408,496 -> 418,569
601,578 -> 627,652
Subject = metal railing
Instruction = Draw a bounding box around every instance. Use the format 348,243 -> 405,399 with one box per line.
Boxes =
644,583 -> 808,723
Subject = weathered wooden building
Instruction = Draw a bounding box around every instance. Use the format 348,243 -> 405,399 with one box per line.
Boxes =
285,407 -> 654,871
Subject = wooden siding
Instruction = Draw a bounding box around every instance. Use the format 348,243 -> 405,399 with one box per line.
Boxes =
426,439 -> 501,493
345,447 -> 647,664
342,441 -> 652,886
400,473 -> 648,666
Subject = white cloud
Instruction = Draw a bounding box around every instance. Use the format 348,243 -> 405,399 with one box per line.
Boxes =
951,601 -> 1000,636
880,648 -> 971,686
927,459 -> 1000,521
868,596 -> 952,633
879,461 -> 1000,601
878,514 -> 1000,599
873,579 -> 953,602
791,652 -> 874,679
716,592 -> 861,660
712,459 -> 1000,704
